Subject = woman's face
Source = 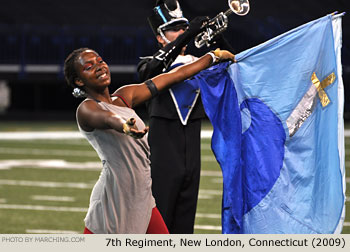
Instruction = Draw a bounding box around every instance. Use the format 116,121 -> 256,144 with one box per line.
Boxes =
74,50 -> 111,90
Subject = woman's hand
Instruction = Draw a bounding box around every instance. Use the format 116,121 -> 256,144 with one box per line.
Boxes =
212,48 -> 236,63
123,118 -> 149,139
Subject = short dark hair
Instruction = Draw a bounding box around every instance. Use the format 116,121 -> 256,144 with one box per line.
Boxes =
63,47 -> 92,88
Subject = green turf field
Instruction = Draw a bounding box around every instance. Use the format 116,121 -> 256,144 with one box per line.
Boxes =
0,121 -> 348,234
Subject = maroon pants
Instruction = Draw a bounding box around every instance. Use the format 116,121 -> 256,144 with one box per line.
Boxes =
84,207 -> 169,234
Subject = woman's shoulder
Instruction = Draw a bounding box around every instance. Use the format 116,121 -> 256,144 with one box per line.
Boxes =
76,98 -> 101,115
76,99 -> 102,132
78,98 -> 98,108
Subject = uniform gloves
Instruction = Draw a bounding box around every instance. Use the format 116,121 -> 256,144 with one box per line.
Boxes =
186,16 -> 209,38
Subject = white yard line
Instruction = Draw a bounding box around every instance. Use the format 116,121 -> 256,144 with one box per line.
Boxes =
198,189 -> 222,199
198,194 -> 213,199
201,130 -> 213,139
0,179 -> 94,189
0,204 -> 221,221
31,195 -> 75,202
194,225 -> 221,231
0,178 -> 219,200
0,159 -> 102,170
199,189 -> 222,195
29,140 -> 90,146
0,131 -> 83,140
1,129 -> 350,139
0,204 -> 87,212
0,147 -> 96,157
0,159 -> 218,171
26,229 -> 79,234
0,130 -> 214,139
1,202 -> 220,221
345,130 -> 350,137
0,146 -> 217,161
195,213 -> 221,219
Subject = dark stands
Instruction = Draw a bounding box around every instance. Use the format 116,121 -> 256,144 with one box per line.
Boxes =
0,0 -> 349,120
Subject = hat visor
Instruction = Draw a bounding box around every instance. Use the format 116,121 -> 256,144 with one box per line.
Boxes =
162,22 -> 189,32
158,18 -> 189,31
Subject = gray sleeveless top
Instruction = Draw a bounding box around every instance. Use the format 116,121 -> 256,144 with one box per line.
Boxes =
77,98 -> 155,233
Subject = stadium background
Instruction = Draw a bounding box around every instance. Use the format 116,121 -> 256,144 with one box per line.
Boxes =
0,0 -> 349,234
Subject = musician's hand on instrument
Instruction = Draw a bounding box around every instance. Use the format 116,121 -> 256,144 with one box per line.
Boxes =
187,16 -> 209,37
194,1 -> 250,48
213,48 -> 236,63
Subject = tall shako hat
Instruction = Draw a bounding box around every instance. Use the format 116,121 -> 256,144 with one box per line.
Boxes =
148,0 -> 189,38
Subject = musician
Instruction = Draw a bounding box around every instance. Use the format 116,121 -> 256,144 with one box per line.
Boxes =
137,0 -> 233,233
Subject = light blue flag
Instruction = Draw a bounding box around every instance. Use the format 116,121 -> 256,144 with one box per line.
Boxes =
194,14 -> 345,233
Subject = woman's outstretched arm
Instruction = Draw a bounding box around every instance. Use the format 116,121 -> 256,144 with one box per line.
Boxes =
113,49 -> 235,108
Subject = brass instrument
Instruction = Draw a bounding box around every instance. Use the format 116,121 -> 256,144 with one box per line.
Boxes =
194,0 -> 250,48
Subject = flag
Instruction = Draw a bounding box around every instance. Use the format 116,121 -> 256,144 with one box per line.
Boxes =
193,13 -> 345,233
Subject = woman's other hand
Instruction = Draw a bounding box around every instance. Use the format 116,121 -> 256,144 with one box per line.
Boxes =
123,118 -> 149,139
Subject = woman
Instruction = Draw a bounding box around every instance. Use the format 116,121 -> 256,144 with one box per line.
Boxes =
63,47 -> 235,234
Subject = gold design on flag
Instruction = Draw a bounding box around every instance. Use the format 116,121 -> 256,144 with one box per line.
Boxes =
311,72 -> 336,107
